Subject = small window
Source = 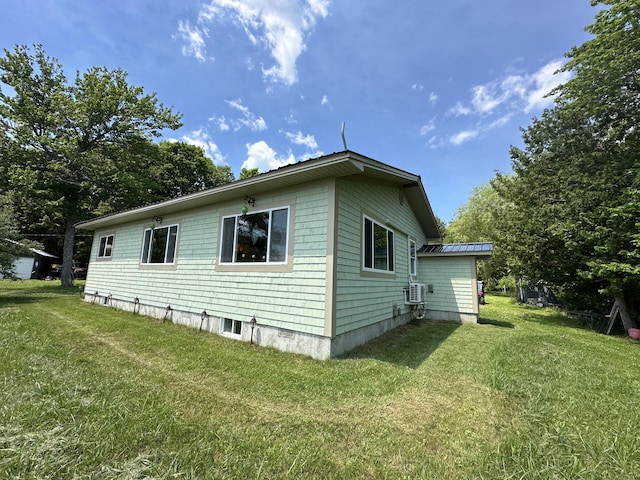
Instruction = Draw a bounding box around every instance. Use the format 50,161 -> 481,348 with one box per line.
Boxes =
141,224 -> 179,264
98,234 -> 114,258
220,207 -> 289,264
363,216 -> 395,273
409,239 -> 417,276
223,318 -> 242,336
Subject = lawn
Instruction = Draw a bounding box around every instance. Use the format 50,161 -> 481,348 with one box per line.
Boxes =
1,281 -> 639,479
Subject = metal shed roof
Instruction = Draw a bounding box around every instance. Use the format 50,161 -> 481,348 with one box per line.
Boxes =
418,242 -> 493,257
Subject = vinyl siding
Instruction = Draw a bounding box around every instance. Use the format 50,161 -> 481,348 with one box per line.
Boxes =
84,181 -> 330,335
333,176 -> 429,335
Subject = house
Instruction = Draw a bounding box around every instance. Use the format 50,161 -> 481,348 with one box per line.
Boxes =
75,151 -> 492,359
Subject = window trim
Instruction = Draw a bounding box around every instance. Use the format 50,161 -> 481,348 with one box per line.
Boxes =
409,238 -> 417,276
219,206 -> 290,266
97,234 -> 115,259
140,224 -> 179,265
221,318 -> 242,337
362,215 -> 395,274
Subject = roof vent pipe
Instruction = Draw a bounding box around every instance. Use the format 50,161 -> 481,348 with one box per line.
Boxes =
341,121 -> 347,151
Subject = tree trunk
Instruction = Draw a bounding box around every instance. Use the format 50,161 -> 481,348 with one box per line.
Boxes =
60,219 -> 75,287
615,295 -> 637,331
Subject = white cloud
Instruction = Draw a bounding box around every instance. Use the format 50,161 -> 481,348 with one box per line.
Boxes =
412,83 -> 424,91
180,129 -> 226,164
283,130 -> 318,149
181,0 -> 330,85
449,101 -> 472,116
321,94 -> 329,106
428,92 -> 439,104
452,59 -> 569,118
470,85 -> 503,114
525,60 -> 570,112
175,21 -> 210,62
210,99 -> 267,132
449,129 -> 479,146
419,121 -> 435,136
241,141 -> 296,171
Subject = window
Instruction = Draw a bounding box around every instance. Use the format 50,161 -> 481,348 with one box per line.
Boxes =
409,239 -> 417,276
223,318 -> 242,336
363,216 -> 395,273
220,207 -> 289,264
141,224 -> 178,264
98,234 -> 114,258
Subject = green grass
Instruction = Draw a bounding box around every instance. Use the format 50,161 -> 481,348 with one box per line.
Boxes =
1,281 -> 639,479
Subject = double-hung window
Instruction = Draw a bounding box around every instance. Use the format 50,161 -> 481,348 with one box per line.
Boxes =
98,234 -> 114,258
220,207 -> 289,264
363,215 -> 395,273
141,224 -> 179,264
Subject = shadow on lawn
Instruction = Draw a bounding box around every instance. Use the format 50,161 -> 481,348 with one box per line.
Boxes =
342,319 -> 461,369
478,317 -> 515,328
0,280 -> 82,307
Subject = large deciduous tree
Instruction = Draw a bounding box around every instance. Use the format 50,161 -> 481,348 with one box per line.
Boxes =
497,0 -> 640,320
0,44 -> 182,286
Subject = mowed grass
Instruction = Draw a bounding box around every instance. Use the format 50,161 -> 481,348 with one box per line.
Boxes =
1,281 -> 639,479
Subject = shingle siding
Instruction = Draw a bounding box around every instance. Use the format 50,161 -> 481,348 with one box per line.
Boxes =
333,176 -> 429,335
84,182 -> 330,336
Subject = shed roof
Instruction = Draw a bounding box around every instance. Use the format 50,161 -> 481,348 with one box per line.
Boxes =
75,150 -> 442,241
418,242 -> 493,257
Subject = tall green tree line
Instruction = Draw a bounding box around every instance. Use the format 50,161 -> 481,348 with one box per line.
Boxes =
493,0 -> 640,320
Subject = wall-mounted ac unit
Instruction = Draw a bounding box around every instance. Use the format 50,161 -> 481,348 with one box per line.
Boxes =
405,283 -> 425,305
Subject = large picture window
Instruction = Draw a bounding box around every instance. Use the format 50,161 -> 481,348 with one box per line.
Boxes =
363,216 -> 395,273
98,234 -> 114,258
220,207 -> 289,264
141,225 -> 179,264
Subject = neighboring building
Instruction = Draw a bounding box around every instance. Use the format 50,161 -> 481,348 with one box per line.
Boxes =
76,151 -> 492,359
1,240 -> 58,280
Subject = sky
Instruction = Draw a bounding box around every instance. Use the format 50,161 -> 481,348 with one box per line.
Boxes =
2,0 -> 600,222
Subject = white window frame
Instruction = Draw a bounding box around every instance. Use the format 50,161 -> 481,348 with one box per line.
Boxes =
140,224 -> 179,265
409,239 -> 417,276
97,234 -> 115,258
362,215 -> 395,273
222,318 -> 242,337
219,206 -> 290,265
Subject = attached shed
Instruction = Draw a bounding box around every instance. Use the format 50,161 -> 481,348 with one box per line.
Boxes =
418,243 -> 493,322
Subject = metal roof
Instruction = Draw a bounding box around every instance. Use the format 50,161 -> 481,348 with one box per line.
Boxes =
418,242 -> 493,257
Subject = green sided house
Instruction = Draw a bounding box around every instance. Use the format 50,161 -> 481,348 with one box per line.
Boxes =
76,150 -> 492,359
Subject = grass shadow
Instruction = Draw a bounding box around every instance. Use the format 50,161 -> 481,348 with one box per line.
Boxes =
478,317 -> 515,328
0,280 -> 84,307
341,319 -> 460,369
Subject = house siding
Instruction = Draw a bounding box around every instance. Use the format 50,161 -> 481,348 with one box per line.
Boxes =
418,256 -> 479,323
333,176 -> 429,337
84,181 -> 331,337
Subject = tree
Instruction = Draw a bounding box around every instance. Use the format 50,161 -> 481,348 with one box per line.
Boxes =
239,167 -> 260,180
152,141 -> 234,198
496,0 -> 640,318
0,44 -> 182,286
446,182 -> 515,287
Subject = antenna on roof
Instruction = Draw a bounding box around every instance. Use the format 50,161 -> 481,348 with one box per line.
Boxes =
341,121 -> 348,151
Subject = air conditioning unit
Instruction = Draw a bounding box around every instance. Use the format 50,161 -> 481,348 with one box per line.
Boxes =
405,283 -> 425,305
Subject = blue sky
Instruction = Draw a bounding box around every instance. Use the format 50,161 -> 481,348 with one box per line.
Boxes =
2,0 -> 599,222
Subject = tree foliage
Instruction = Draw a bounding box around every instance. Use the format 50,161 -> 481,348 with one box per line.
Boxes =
495,0 -> 640,316
446,182 -> 514,286
0,44 -> 183,285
